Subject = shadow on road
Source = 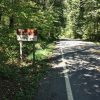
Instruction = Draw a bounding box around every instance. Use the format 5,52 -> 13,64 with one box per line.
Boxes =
35,40 -> 100,100
34,67 -> 68,100
69,68 -> 100,100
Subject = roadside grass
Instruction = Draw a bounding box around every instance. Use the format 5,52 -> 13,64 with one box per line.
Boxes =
94,42 -> 100,45
27,42 -> 54,61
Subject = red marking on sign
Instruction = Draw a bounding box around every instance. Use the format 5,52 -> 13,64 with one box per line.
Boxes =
16,28 -> 38,41
17,29 -> 38,36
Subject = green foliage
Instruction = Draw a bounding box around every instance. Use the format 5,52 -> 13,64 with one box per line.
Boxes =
0,1 -> 58,99
0,0 -> 100,99
0,0 -> 62,40
0,62 -> 49,99
0,0 -> 63,65
82,0 -> 100,41
27,43 -> 54,61
62,0 -> 100,41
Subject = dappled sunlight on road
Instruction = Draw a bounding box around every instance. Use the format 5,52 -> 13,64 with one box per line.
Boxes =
35,40 -> 100,100
69,68 -> 100,100
51,40 -> 100,100
52,40 -> 100,72
56,40 -> 95,48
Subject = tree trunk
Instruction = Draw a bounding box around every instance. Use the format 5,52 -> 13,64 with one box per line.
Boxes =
9,15 -> 14,28
79,0 -> 84,19
0,13 -> 2,22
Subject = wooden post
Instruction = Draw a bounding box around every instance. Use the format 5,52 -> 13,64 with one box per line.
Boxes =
33,42 -> 35,67
19,41 -> 23,64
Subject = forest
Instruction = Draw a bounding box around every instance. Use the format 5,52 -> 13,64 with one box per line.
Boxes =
0,0 -> 100,40
0,0 -> 100,99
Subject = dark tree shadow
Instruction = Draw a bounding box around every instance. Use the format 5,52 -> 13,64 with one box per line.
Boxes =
0,55 -> 50,100
34,67 -> 68,100
69,68 -> 100,100
44,40 -> 100,100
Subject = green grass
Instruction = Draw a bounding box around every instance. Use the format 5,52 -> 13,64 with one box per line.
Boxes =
94,42 -> 100,45
27,43 -> 54,61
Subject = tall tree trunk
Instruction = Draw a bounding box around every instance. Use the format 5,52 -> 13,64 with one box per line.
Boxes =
9,15 -> 14,28
79,0 -> 84,19
96,19 -> 99,33
0,8 -> 2,22
96,0 -> 99,34
94,19 -> 96,34
0,13 -> 2,22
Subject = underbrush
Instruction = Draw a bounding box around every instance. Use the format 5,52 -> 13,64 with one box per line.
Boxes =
0,62 -> 49,100
0,30 -> 55,99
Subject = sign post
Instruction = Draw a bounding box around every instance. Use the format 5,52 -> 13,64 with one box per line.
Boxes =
19,41 -> 23,63
16,29 -> 38,66
33,42 -> 35,67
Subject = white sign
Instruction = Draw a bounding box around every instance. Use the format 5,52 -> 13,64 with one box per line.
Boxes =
17,35 -> 37,41
16,29 -> 38,41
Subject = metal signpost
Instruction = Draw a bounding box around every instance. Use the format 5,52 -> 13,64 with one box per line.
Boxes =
16,29 -> 37,66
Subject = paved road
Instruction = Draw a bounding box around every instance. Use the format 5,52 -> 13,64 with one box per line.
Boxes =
34,40 -> 100,100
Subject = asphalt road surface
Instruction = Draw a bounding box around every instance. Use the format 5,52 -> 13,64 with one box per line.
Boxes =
34,39 -> 100,100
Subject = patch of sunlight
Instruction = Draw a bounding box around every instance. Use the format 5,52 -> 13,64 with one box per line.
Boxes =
97,57 -> 100,60
94,84 -> 99,88
61,69 -> 69,74
56,41 -> 95,48
61,58 -> 68,63
35,43 -> 42,49
89,48 -> 100,55
84,74 -> 92,77
86,67 -> 96,70
47,43 -> 55,49
65,59 -> 76,65
0,47 -> 3,51
52,58 -> 67,68
27,49 -> 52,60
80,60 -> 89,64
52,61 -> 66,68
96,66 -> 100,72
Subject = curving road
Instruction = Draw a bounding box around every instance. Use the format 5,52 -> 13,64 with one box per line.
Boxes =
34,40 -> 100,100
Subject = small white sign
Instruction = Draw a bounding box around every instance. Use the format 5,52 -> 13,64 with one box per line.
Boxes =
17,35 -> 37,41
16,29 -> 38,41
